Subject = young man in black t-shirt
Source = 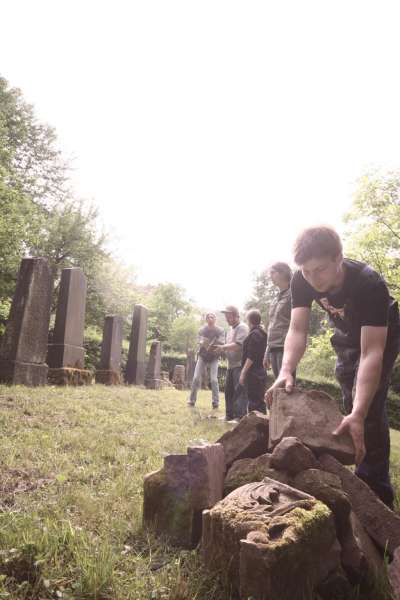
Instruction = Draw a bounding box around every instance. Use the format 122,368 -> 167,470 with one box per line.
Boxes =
265,226 -> 400,507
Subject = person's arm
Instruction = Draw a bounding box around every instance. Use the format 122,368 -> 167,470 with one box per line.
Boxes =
240,358 -> 253,385
220,342 -> 241,352
265,307 -> 310,405
263,346 -> 271,369
334,325 -> 387,464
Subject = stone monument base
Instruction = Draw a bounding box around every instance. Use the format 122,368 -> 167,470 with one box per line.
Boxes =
48,368 -> 93,386
0,359 -> 48,386
145,378 -> 162,390
95,370 -> 122,385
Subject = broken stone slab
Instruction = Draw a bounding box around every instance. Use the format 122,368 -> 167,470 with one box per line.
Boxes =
270,436 -> 320,474
315,568 -> 355,600
188,443 -> 225,510
269,389 -> 355,464
293,468 -> 351,538
340,511 -> 383,584
389,546 -> 400,600
216,411 -> 269,468
202,478 -> 339,599
143,454 -> 192,547
143,443 -> 225,548
224,453 -> 292,496
319,453 -> 400,555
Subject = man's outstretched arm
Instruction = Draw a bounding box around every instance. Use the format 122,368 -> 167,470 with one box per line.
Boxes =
334,325 -> 387,464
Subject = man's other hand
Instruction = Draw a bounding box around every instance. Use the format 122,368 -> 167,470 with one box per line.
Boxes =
264,372 -> 295,408
333,413 -> 366,465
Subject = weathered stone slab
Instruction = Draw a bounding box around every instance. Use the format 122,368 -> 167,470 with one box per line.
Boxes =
0,360 -> 49,386
316,568 -> 355,600
340,511 -> 383,583
172,364 -> 185,390
319,453 -> 400,555
216,411 -> 269,468
48,367 -> 92,386
188,443 -> 225,510
202,478 -> 339,599
47,268 -> 87,369
95,370 -> 122,385
0,258 -> 52,386
125,304 -> 148,385
143,454 -> 193,547
389,546 -> 400,600
95,315 -> 123,385
270,436 -> 320,474
224,453 -> 291,496
143,444 -> 225,548
145,341 -> 161,389
293,469 -> 351,539
269,389 -> 355,464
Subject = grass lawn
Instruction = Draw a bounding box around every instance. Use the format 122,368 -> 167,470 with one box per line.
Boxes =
0,384 -> 397,599
0,385 -> 233,599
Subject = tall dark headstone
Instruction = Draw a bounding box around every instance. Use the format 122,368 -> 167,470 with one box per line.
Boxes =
47,268 -> 91,385
145,341 -> 161,389
95,315 -> 123,385
125,304 -> 148,385
0,258 -> 52,386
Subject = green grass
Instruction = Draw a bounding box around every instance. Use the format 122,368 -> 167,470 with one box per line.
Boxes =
0,384 -> 397,599
0,385 -> 233,599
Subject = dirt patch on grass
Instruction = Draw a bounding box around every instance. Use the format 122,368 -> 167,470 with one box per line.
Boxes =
0,466 -> 54,508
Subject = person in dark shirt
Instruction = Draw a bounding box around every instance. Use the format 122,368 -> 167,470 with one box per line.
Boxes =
265,226 -> 400,507
240,309 -> 268,414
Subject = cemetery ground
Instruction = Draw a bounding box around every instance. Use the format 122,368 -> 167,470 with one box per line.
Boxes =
0,386 -> 399,600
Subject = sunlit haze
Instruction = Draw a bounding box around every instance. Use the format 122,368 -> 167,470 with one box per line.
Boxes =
2,1 -> 400,310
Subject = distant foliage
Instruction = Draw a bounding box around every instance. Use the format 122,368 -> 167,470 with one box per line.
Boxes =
299,326 -> 336,378
344,168 -> 400,297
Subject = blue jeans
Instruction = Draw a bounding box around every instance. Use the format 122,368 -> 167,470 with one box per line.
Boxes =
225,366 -> 248,419
333,334 -> 400,507
189,356 -> 219,407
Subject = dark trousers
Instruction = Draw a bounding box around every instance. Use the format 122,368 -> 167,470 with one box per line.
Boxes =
269,348 -> 284,378
225,367 -> 248,419
269,347 -> 296,382
333,335 -> 400,507
247,367 -> 267,414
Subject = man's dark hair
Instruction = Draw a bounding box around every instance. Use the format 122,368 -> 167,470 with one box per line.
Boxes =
270,262 -> 292,282
246,308 -> 262,326
293,226 -> 342,265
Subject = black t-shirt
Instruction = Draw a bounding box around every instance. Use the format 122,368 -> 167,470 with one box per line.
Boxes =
242,326 -> 268,369
291,258 -> 400,348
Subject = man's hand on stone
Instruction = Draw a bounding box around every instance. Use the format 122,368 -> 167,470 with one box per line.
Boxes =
264,371 -> 295,408
333,413 -> 366,465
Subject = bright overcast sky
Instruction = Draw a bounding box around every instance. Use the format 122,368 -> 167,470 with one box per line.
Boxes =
2,1 -> 400,310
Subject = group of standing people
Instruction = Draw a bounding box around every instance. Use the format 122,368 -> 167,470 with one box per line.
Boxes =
188,225 -> 400,509
188,260 -> 292,420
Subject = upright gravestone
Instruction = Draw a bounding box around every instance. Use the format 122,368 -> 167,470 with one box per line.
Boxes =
95,315 -> 123,385
145,341 -> 161,389
47,268 -> 91,385
0,258 -> 52,386
125,304 -> 148,385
